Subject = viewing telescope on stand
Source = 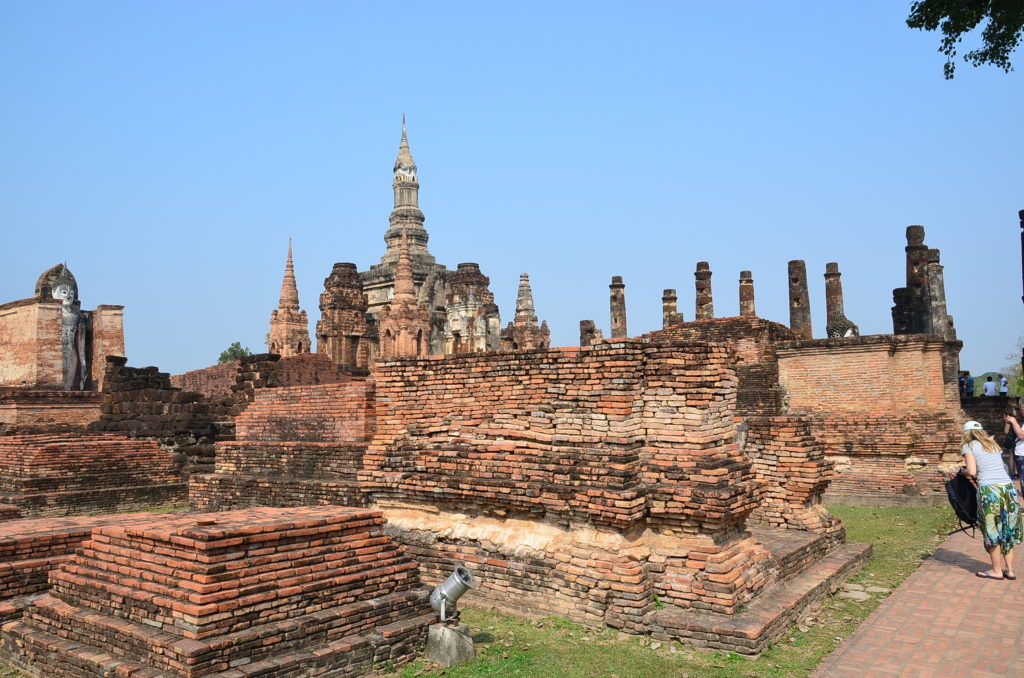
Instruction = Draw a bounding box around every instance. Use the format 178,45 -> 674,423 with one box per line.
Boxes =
425,565 -> 479,667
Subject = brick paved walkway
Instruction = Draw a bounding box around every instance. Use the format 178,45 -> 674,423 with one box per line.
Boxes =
813,531 -> 1023,677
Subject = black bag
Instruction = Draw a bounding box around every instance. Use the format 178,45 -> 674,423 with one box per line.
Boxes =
945,469 -> 979,536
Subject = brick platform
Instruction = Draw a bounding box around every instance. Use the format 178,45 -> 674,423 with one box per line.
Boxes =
650,536 -> 871,654
0,434 -> 187,517
1,506 -> 433,677
0,513 -> 174,620
0,388 -> 103,434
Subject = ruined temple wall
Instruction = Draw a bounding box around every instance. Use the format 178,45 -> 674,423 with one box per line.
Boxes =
233,380 -> 374,444
777,335 -> 959,414
777,335 -> 964,502
362,341 -> 774,617
171,353 -> 363,400
742,416 -> 843,543
0,300 -> 62,388
642,317 -> 795,415
170,360 -> 240,399
89,305 -> 124,390
0,389 -> 103,434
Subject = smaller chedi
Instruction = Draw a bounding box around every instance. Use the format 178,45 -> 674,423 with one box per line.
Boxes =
0,264 -> 124,390
267,240 -> 312,357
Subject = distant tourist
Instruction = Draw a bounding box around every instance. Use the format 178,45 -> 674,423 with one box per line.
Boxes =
984,376 -> 998,397
1005,403 -> 1024,492
959,372 -> 969,398
1000,374 -> 1009,399
961,421 -> 1022,580
966,373 -> 975,397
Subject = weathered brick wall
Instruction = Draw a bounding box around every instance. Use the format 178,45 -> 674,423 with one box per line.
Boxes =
88,356 -> 221,475
170,360 -> 240,398
642,317 -> 795,415
275,351 -> 368,386
0,434 -> 187,517
963,396 -> 1020,443
777,335 -> 965,502
742,416 -> 843,543
190,378 -> 373,511
0,388 -> 103,434
234,380 -> 374,443
88,305 -> 124,389
0,299 -> 62,388
777,335 -> 960,414
2,507 -> 433,677
363,341 -> 773,615
171,353 -> 365,400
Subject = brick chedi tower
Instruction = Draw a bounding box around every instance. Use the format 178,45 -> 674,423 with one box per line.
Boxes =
444,263 -> 502,353
378,231 -> 431,358
316,262 -> 375,368
501,273 -> 550,350
268,240 -> 311,357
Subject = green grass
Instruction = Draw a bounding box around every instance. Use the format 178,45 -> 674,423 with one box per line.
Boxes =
0,506 -> 955,678
385,506 -> 956,678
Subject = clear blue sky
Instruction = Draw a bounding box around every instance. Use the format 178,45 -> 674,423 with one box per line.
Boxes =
1,2 -> 1020,376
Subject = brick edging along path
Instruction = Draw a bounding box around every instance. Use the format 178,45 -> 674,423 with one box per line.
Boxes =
813,531 -> 1023,677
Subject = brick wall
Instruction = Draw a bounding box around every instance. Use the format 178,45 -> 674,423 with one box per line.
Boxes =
0,434 -> 187,517
0,299 -> 62,388
642,317 -> 795,415
777,335 -> 965,502
88,305 -> 124,389
190,377 -> 373,512
743,416 -> 844,543
362,341 -> 774,615
963,396 -> 1020,444
0,388 -> 103,434
169,360 -> 240,398
171,353 -> 365,400
234,380 -> 374,442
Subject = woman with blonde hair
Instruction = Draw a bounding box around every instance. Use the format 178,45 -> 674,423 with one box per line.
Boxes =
962,421 -> 1022,579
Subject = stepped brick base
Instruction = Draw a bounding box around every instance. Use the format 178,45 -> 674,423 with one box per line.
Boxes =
0,434 -> 187,517
0,505 -> 21,522
1,506 -> 433,678
381,504 -> 867,647
0,513 -> 173,617
649,541 -> 872,655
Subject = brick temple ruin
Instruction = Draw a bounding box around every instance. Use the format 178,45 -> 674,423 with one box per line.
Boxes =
0,124 -> 1007,673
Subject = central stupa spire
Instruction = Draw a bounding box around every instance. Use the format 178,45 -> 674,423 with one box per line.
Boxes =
379,115 -> 433,269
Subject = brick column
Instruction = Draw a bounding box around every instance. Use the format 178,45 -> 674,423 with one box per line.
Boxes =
824,262 -> 844,323
788,260 -> 812,340
694,262 -> 714,320
662,289 -> 679,328
738,270 -> 755,317
609,276 -> 627,338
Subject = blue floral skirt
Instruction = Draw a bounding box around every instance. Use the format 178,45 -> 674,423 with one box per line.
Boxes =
978,483 -> 1023,553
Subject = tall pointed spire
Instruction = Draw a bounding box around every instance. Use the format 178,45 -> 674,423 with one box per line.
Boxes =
514,273 -> 538,326
394,114 -> 417,183
393,230 -> 416,302
278,238 -> 300,311
268,239 -> 311,357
